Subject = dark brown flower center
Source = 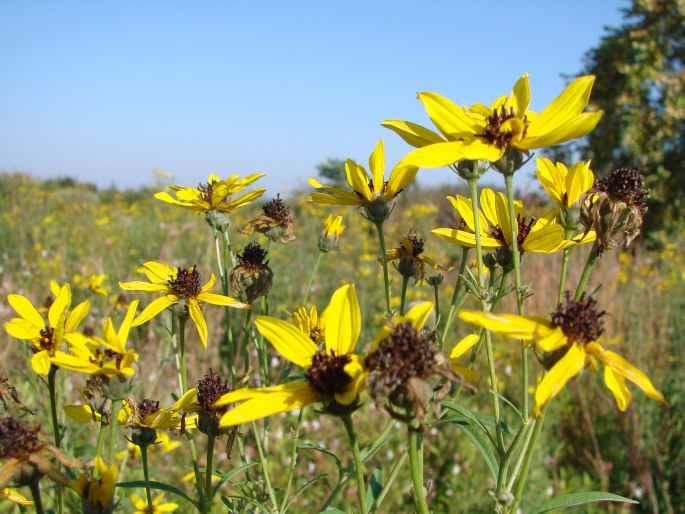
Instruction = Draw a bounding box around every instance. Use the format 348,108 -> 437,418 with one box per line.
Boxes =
0,416 -> 42,459
551,293 -> 606,346
481,106 -> 527,148
197,180 -> 217,204
39,327 -> 56,352
168,266 -> 202,298
237,241 -> 269,268
137,399 -> 160,421
197,369 -> 232,414
488,214 -> 536,246
593,168 -> 648,212
306,351 -> 352,398
403,231 -> 424,256
262,194 -> 290,222
365,322 -> 436,384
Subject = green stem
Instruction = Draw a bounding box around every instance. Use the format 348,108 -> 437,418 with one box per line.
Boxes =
399,275 -> 409,315
372,450 -> 408,513
508,405 -> 548,514
27,480 -> 45,514
408,429 -> 429,514
342,414 -> 367,514
215,228 -> 236,383
204,432 -> 216,514
495,420 -> 531,498
574,242 -> 600,301
484,328 -> 505,453
467,178 -> 484,285
373,220 -> 392,316
95,419 -> 107,464
140,445 -> 154,514
252,421 -> 278,509
185,432 -> 204,504
503,172 -> 528,420
303,251 -> 324,306
107,399 -> 122,462
47,366 -> 61,448
280,407 -> 306,513
440,247 -> 470,348
556,228 -> 575,305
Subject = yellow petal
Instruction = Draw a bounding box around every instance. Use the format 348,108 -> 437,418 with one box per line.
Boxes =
369,140 -> 385,195
431,228 -> 502,250
533,343 -> 586,414
196,293 -> 249,309
143,262 -> 175,283
132,295 -> 177,326
397,141 -> 465,169
345,160 -> 372,201
48,285 -> 71,329
5,318 -> 41,341
219,383 -> 319,426
534,157 -> 565,205
509,73 -> 531,116
458,311 -> 557,342
522,224 -> 566,253
64,404 -> 100,423
7,294 -> 44,329
523,111 -> 603,150
65,300 -> 90,334
386,165 -> 418,199
418,91 -> 479,139
324,285 -> 361,356
456,138 -> 505,162
31,351 -> 52,375
603,366 -> 631,411
449,334 -> 480,359
404,301 -> 434,331
118,281 -> 170,293
254,316 -> 318,368
381,119 -> 445,148
117,300 -> 139,345
188,300 -> 208,348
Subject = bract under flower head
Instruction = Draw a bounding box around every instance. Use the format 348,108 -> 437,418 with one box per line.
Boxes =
384,74 -> 603,169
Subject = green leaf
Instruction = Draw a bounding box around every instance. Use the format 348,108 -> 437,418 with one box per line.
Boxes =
283,473 -> 327,512
212,462 -> 259,496
117,480 -> 199,509
360,434 -> 392,463
318,510 -> 345,514
441,401 -> 512,434
365,465 -> 384,512
457,423 -> 499,481
299,442 -> 344,473
530,491 -> 639,513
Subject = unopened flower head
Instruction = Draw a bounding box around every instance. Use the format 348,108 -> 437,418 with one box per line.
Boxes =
230,242 -> 274,303
308,140 -> 418,223
318,214 -> 345,252
581,167 -> 649,255
239,194 -> 295,243
460,293 -> 668,415
386,230 -> 446,283
195,369 -> 233,436
383,74 -> 602,171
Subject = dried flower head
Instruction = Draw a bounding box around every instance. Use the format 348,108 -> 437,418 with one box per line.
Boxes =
238,194 -> 295,243
581,167 -> 649,255
230,242 -> 274,303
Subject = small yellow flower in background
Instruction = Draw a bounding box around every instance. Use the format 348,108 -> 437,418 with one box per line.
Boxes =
131,492 -> 179,513
535,158 -> 594,230
0,488 -> 33,506
57,300 -> 139,378
87,274 -> 109,297
449,334 -> 480,383
69,457 -> 118,514
293,304 -> 326,343
5,284 -> 90,375
239,194 -> 295,243
217,284 -> 367,426
318,214 -> 345,252
459,293 -> 669,415
119,262 -> 249,347
308,140 -> 418,222
431,188 -> 594,267
155,173 -> 266,231
386,230 -> 449,283
383,73 -> 603,168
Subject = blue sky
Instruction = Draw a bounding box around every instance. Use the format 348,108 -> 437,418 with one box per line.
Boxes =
0,1 -> 628,194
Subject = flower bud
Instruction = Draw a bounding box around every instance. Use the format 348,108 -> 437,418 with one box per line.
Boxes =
318,215 -> 345,253
364,195 -> 391,223
456,160 -> 489,180
492,151 -> 525,175
204,210 -> 231,232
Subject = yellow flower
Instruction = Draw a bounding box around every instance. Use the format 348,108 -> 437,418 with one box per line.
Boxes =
431,188 -> 594,258
57,301 -> 140,378
131,492 -> 179,513
459,294 -> 668,415
0,488 -> 33,506
119,262 -> 249,347
383,73 -> 603,168
217,285 -> 366,426
318,214 -> 345,252
155,173 -> 265,213
69,457 -> 118,513
535,158 -> 594,209
87,274 -> 109,297
308,140 -> 418,222
5,284 -> 90,375
293,305 -> 326,344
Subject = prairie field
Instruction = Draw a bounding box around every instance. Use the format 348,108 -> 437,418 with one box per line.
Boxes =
0,171 -> 682,513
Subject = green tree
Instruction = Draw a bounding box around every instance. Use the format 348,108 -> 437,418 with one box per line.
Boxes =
316,157 -> 347,186
573,0 -> 685,233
